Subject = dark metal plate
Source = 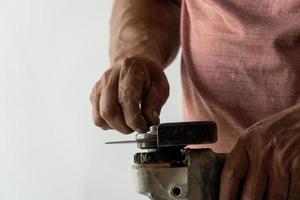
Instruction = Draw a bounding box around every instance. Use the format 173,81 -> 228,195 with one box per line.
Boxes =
158,121 -> 217,148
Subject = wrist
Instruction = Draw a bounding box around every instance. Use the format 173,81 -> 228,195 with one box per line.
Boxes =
109,35 -> 166,69
111,54 -> 165,72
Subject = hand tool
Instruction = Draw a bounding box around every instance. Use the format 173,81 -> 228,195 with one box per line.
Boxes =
106,121 -> 226,200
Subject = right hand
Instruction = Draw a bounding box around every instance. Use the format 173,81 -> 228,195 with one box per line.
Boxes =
90,56 -> 169,134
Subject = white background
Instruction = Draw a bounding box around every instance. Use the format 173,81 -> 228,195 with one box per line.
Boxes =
0,0 -> 182,199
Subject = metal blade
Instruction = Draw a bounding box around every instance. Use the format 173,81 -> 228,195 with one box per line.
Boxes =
105,140 -> 137,144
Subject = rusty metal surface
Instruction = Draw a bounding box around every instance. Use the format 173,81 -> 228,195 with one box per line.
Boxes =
187,149 -> 226,200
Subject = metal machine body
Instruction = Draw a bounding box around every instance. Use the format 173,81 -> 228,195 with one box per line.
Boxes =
132,122 -> 226,200
107,121 -> 226,200
133,149 -> 225,200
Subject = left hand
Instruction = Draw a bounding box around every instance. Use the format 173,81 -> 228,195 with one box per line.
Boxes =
220,109 -> 300,200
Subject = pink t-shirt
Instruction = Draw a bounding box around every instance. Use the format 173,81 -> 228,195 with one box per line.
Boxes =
181,0 -> 300,152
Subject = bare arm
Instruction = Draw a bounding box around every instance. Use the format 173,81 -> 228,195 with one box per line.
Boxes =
90,0 -> 181,134
220,103 -> 300,199
110,0 -> 180,67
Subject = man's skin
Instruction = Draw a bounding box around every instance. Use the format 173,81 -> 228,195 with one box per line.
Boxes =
90,0 -> 179,133
90,0 -> 300,199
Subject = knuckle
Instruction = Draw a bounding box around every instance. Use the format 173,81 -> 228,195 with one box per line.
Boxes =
118,81 -> 142,104
93,79 -> 101,88
93,79 -> 102,91
102,68 -> 113,78
118,89 -> 138,105
100,108 -> 117,121
100,68 -> 114,84
121,68 -> 146,84
118,87 -> 132,103
133,69 -> 147,83
125,113 -> 141,128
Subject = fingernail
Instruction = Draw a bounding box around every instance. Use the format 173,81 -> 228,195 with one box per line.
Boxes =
101,125 -> 111,130
152,110 -> 159,118
137,129 -> 146,133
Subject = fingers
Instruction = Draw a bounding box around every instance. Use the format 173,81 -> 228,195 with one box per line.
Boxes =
265,154 -> 290,200
118,65 -> 148,133
240,157 -> 268,200
118,58 -> 169,130
141,72 -> 169,125
91,57 -> 168,134
266,176 -> 289,200
220,141 -> 249,200
289,172 -> 300,200
90,83 -> 111,129
288,158 -> 300,200
265,143 -> 296,200
99,74 -> 133,134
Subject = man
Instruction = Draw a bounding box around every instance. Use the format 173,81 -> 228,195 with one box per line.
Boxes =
90,0 -> 300,199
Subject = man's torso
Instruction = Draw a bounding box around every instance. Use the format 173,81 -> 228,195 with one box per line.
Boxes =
181,0 -> 300,152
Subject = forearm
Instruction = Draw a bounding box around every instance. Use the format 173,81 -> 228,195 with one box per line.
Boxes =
109,0 -> 180,67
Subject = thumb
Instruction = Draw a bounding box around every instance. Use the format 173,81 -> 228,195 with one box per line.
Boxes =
142,73 -> 169,126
